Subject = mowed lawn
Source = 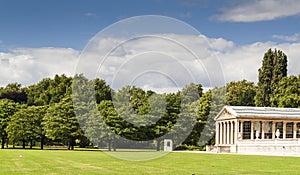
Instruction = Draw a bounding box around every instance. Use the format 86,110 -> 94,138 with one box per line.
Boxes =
1,149 -> 300,175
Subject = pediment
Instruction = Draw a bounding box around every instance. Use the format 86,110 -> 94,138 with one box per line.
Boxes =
214,107 -> 237,121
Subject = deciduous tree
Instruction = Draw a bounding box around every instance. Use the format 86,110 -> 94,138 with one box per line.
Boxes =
43,96 -> 81,150
272,75 -> 300,108
0,99 -> 19,148
226,80 -> 256,106
6,105 -> 46,149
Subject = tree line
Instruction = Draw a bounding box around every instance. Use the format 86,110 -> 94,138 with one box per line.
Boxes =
0,48 -> 299,150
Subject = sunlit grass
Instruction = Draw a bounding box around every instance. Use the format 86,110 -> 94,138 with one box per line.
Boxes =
1,149 -> 300,174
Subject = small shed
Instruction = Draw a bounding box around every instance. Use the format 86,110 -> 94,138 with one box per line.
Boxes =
163,139 -> 173,152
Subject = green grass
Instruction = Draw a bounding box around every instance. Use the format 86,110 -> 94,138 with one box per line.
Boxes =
1,149 -> 300,175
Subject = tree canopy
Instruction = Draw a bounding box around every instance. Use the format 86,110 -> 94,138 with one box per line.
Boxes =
255,49 -> 288,107
226,80 -> 256,106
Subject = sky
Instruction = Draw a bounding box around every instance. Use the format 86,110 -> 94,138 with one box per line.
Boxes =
0,0 -> 300,92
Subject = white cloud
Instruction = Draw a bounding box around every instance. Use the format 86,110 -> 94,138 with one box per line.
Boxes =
213,0 -> 300,22
219,42 -> 300,84
78,34 -> 234,92
273,32 -> 300,42
78,33 -> 300,93
84,12 -> 96,17
0,47 -> 79,86
1,35 -> 300,94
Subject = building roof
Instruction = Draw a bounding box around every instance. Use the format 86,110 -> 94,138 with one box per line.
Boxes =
215,106 -> 300,120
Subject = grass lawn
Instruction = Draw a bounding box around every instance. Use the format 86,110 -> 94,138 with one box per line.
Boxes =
1,149 -> 300,175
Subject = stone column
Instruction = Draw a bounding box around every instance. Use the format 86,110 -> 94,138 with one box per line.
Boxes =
227,122 -> 230,144
232,121 -> 234,144
218,122 -> 221,144
223,122 -> 226,144
215,122 -> 219,145
261,122 -> 265,139
230,121 -> 234,145
293,122 -> 297,139
283,122 -> 286,139
234,120 -> 238,144
272,122 -> 276,139
220,122 -> 223,145
240,121 -> 243,140
223,122 -> 225,144
251,121 -> 254,140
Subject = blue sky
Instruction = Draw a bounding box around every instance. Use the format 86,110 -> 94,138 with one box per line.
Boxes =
0,0 -> 300,90
1,0 -> 299,50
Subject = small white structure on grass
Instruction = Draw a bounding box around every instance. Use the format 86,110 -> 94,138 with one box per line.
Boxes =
164,139 -> 173,152
214,106 -> 300,155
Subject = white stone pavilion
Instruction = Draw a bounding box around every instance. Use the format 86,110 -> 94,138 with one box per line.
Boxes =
214,106 -> 300,155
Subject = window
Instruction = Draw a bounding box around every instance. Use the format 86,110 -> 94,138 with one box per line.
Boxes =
286,122 -> 293,138
243,121 -> 251,139
264,122 -> 272,139
254,121 -> 261,139
276,122 -> 283,138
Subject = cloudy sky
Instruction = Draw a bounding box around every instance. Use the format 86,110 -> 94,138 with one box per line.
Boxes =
0,0 -> 300,92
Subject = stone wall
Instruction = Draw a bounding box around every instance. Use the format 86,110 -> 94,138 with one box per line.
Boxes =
236,144 -> 300,155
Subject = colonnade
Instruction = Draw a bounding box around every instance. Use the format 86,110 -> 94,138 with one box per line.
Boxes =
215,120 -> 237,145
216,120 -> 300,146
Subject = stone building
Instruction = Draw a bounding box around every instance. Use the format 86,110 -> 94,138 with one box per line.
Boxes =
214,106 -> 300,155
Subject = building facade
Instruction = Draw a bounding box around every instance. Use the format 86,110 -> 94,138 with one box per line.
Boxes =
214,106 -> 300,155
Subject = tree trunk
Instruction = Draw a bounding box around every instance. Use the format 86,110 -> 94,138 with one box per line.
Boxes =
108,139 -> 111,151
67,141 -> 71,150
113,140 -> 116,151
1,138 -> 5,149
156,139 -> 161,151
22,139 -> 26,149
40,136 -> 44,150
30,140 -> 33,149
72,139 -> 75,150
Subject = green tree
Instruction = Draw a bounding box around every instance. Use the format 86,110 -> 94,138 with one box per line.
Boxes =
26,78 -> 51,105
226,80 -> 256,106
72,74 -> 113,148
255,48 -> 287,107
159,92 -> 182,148
94,78 -> 112,103
272,75 -> 300,108
180,83 -> 203,104
200,87 -> 225,147
27,74 -> 72,106
0,99 -> 19,148
0,83 -> 27,103
98,100 -> 122,151
178,83 -> 203,146
6,105 -> 47,149
43,96 -> 81,150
